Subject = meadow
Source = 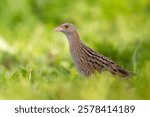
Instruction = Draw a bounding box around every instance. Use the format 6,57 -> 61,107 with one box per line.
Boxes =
0,0 -> 150,99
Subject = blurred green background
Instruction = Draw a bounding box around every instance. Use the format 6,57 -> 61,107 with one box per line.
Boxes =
0,0 -> 150,99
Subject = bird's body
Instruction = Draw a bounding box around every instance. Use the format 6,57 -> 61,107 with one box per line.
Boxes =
55,23 -> 130,77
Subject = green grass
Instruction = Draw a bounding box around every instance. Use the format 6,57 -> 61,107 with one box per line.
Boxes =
0,0 -> 150,99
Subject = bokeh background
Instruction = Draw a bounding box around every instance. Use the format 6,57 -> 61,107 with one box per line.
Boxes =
0,0 -> 150,99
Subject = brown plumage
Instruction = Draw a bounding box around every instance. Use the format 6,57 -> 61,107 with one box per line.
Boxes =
55,23 -> 130,77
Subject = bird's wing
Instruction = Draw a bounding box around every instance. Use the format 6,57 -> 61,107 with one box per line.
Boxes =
100,56 -> 130,77
80,43 -> 130,77
89,49 -> 130,77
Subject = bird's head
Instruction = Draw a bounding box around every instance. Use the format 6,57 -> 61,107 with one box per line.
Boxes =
54,23 -> 76,35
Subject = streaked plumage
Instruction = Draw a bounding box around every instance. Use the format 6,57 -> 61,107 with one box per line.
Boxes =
55,23 -> 130,77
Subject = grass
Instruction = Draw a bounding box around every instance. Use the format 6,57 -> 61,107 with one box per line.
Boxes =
0,0 -> 150,99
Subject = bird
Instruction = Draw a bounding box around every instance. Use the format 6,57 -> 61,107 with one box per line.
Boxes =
54,23 -> 130,77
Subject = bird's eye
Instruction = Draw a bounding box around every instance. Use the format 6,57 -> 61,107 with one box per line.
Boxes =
64,25 -> 69,28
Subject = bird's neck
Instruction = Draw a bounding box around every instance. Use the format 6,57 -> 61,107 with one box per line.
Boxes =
65,30 -> 84,73
65,30 -> 81,47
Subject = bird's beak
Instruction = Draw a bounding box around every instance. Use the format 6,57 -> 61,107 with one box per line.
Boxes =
54,26 -> 63,32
